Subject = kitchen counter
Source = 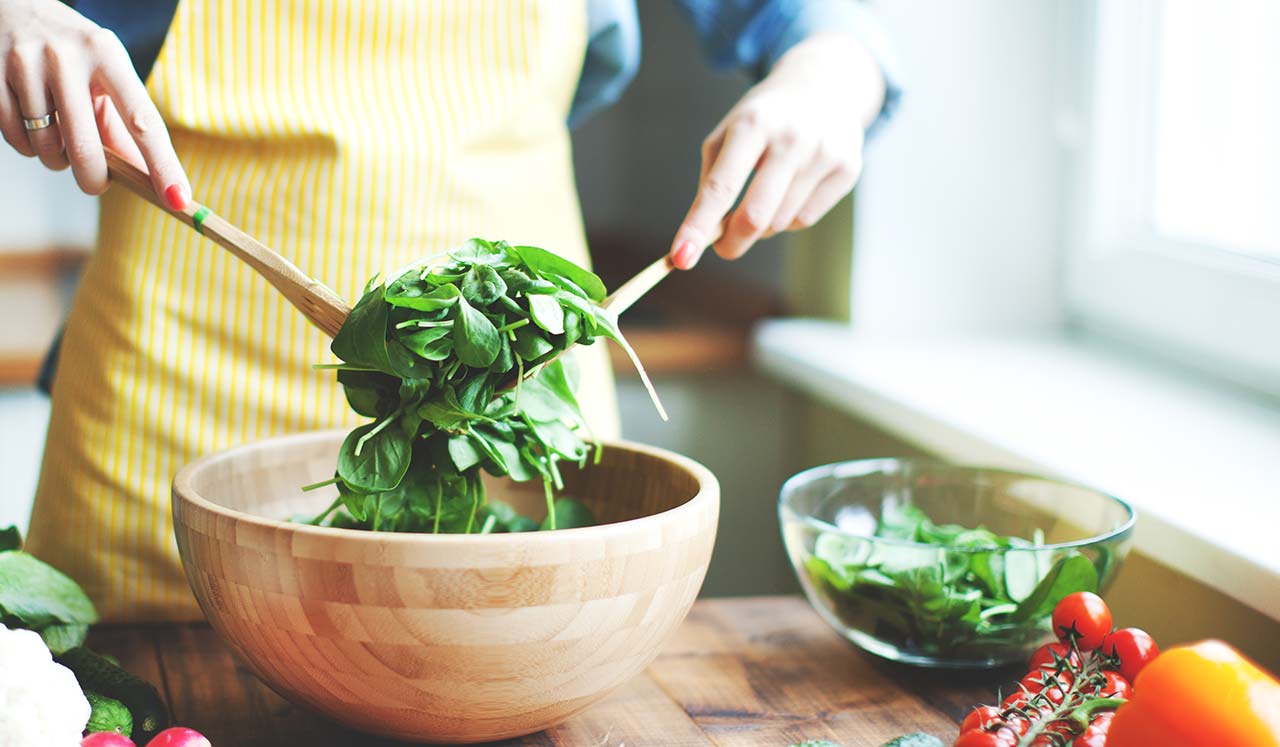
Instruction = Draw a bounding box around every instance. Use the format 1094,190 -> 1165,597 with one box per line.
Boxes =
90,596 -> 1003,746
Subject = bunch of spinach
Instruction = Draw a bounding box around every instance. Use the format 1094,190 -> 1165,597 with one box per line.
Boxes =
308,238 -> 661,533
804,504 -> 1105,660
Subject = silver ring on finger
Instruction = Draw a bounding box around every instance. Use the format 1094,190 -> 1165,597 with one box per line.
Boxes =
22,113 -> 55,131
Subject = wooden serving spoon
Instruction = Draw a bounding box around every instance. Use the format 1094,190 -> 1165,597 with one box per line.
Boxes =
105,149 -> 352,337
599,219 -> 727,315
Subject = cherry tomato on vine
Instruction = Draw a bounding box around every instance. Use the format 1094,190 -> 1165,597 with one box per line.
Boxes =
1000,694 -> 1051,729
1072,713 -> 1113,747
1100,627 -> 1159,682
1001,691 -> 1027,710
960,706 -> 1004,735
1002,714 -> 1031,737
1028,642 -> 1080,673
954,730 -> 1016,747
1018,671 -> 1068,704
1052,592 -> 1112,650
1096,670 -> 1132,699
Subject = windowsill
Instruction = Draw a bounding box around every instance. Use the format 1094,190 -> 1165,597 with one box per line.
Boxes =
753,319 -> 1280,621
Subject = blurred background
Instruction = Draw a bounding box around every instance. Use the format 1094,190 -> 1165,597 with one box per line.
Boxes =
1,1 -> 1277,667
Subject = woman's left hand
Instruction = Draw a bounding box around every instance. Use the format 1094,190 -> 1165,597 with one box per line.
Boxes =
670,32 -> 886,269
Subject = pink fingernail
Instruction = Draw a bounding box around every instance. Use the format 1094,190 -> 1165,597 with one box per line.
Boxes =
672,240 -> 698,270
164,183 -> 190,211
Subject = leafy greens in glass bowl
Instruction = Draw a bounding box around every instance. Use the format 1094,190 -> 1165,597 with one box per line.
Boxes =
779,459 -> 1135,668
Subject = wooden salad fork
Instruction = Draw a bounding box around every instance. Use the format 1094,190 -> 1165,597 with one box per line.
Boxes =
105,148 -> 352,337
107,147 -> 716,347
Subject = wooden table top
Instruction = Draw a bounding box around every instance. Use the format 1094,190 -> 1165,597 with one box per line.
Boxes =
91,596 -> 1010,746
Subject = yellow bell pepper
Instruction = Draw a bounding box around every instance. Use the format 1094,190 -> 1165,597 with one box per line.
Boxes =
1108,639 -> 1280,747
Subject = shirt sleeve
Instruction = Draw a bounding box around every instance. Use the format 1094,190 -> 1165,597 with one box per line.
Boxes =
62,0 -> 180,81
673,0 -> 902,137
570,0 -> 643,128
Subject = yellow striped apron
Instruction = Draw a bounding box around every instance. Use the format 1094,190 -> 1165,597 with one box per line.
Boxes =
27,0 -> 616,622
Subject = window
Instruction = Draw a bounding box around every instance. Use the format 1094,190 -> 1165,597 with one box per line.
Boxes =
1065,0 -> 1280,396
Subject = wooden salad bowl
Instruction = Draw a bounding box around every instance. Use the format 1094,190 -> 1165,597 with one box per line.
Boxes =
171,430 -> 719,743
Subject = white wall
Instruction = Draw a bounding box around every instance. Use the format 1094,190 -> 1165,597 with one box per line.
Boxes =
0,149 -> 98,250
0,391 -> 49,534
852,0 -> 1068,335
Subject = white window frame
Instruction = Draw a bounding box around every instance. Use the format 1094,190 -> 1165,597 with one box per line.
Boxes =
1063,0 -> 1280,397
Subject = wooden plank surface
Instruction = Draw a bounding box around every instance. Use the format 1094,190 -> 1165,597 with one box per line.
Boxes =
89,597 -> 1006,747
606,325 -> 751,376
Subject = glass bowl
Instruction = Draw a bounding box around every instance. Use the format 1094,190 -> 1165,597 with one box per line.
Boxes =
779,459 -> 1135,668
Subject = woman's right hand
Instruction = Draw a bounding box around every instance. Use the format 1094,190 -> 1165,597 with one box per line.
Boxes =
0,0 -> 189,207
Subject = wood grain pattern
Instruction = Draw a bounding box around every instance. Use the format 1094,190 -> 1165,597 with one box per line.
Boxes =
91,598 -> 997,746
170,431 -> 720,743
105,149 -> 351,337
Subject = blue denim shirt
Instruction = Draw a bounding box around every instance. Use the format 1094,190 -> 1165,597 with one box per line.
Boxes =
574,0 -> 901,134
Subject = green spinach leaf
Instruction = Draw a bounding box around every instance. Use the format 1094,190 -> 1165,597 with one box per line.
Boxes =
462,265 -> 507,306
331,283 -> 393,373
513,244 -> 607,301
541,498 -> 595,531
386,278 -> 462,312
337,421 -> 411,492
452,296 -> 501,368
39,622 -> 89,655
1010,552 -> 1098,622
0,551 -> 98,630
527,292 -> 565,335
399,326 -> 453,361
512,324 -> 554,360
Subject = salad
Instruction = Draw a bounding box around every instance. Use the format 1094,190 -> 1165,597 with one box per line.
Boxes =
801,504 -> 1112,662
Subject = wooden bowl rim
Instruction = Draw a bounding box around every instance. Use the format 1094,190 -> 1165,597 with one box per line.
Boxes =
172,429 -> 719,546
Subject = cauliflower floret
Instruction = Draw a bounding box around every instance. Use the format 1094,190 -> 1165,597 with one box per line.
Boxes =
0,623 -> 90,747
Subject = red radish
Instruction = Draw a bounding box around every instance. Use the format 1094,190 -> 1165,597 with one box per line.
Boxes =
145,728 -> 212,747
82,734 -> 137,747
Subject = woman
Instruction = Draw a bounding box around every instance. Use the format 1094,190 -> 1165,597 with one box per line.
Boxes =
2,0 -> 896,621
